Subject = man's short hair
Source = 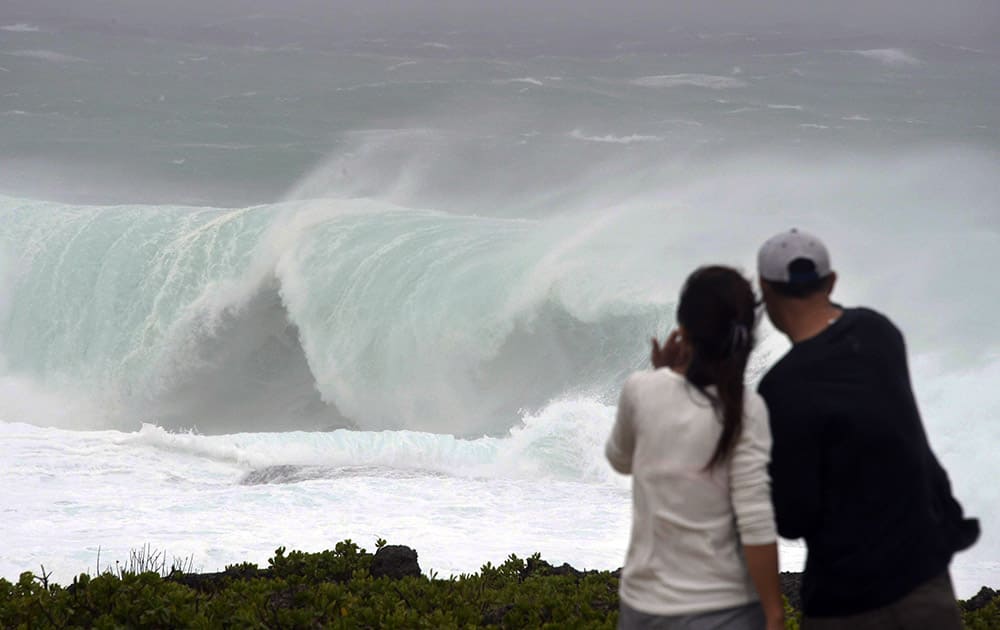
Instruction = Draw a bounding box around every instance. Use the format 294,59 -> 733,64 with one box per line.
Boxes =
765,258 -> 832,298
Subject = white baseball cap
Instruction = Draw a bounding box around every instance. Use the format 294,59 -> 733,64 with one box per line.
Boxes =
758,229 -> 832,284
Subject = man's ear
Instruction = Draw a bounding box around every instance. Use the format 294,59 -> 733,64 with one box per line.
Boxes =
823,272 -> 837,296
759,277 -> 774,298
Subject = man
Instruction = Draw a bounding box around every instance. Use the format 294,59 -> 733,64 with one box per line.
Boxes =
756,229 -> 979,629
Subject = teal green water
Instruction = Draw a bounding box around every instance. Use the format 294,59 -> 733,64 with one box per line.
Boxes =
0,196 -> 663,433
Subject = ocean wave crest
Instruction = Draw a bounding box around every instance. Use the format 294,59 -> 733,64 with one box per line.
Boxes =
0,196 -> 661,435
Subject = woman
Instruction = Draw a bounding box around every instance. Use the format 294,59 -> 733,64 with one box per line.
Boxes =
606,266 -> 783,630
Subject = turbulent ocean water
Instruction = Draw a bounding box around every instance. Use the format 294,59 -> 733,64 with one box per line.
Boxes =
1,11 -> 998,596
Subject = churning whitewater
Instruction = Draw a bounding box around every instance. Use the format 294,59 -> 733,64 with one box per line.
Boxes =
1,12 -> 998,598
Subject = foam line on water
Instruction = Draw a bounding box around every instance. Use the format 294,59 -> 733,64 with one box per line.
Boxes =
118,396 -> 623,485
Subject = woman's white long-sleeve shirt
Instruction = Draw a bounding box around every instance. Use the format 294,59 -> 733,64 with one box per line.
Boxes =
606,368 -> 776,616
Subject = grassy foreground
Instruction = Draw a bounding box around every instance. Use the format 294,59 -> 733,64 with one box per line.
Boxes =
1,540 -> 997,629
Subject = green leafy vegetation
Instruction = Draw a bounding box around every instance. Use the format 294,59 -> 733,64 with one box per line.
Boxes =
962,588 -> 1000,630
0,542 -> 617,628
0,542 -> 996,628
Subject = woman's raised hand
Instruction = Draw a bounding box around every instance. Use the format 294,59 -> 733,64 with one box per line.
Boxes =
650,329 -> 690,371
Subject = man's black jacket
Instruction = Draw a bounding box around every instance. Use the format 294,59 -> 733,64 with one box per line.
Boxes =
759,307 -> 979,617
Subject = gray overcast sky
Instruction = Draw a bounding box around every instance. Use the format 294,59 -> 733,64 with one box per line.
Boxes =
4,0 -> 998,51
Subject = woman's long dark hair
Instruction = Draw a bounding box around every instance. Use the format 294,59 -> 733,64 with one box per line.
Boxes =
676,266 -> 757,469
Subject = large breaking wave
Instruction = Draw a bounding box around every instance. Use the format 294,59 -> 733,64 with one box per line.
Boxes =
0,196 -> 663,435
1,147 -> 998,445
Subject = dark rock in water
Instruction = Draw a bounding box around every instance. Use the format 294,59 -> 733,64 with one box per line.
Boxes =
241,464 -> 449,485
780,572 -> 802,611
961,586 -> 999,612
371,545 -> 421,579
241,465 -> 308,485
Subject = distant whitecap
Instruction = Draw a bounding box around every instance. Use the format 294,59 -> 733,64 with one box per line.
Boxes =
0,23 -> 40,32
4,49 -> 87,63
849,48 -> 921,66
568,129 -> 663,144
630,73 -> 748,89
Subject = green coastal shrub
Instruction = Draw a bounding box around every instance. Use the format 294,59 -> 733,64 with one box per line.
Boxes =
963,593 -> 1000,630
0,543 -> 996,629
0,544 -> 617,629
268,540 -> 373,582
